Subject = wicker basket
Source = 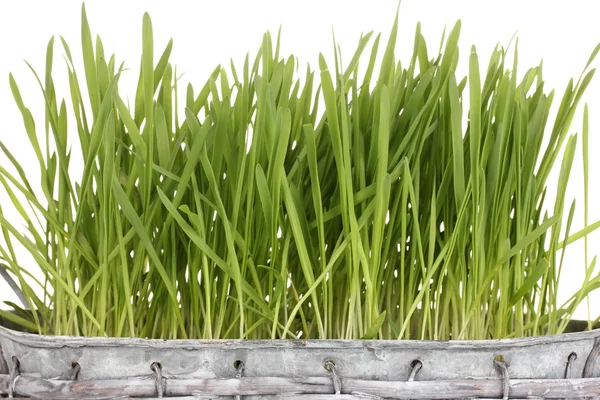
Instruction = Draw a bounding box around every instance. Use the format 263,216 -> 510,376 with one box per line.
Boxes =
1,323 -> 599,399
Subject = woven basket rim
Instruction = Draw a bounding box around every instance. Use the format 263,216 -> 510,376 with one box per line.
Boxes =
1,323 -> 599,349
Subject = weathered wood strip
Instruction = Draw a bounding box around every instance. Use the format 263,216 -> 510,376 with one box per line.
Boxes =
117,398 -> 581,400
3,325 -> 600,350
2,328 -> 599,381
1,375 -> 600,399
0,345 -> 7,375
119,397 -> 381,400
117,398 -> 599,400
585,336 -> 600,378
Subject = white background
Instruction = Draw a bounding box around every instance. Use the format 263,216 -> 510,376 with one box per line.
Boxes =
0,1 -> 599,321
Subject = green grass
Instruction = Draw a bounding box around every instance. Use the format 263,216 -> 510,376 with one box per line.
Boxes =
1,4 -> 600,340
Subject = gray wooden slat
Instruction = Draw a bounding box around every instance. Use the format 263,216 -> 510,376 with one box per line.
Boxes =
2,326 -> 599,381
0,345 -> 8,375
1,374 -> 600,399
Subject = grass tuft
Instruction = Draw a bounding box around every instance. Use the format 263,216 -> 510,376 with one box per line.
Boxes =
1,5 -> 600,339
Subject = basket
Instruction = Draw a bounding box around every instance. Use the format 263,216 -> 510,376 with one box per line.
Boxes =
1,324 -> 599,399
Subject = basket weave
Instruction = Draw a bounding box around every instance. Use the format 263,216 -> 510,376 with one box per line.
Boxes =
1,325 -> 599,399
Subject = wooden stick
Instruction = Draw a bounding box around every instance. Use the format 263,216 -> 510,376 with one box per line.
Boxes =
120,397 -> 383,400
2,374 -> 600,399
118,398 -> 560,400
117,398 -> 558,400
1,375 -> 600,399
